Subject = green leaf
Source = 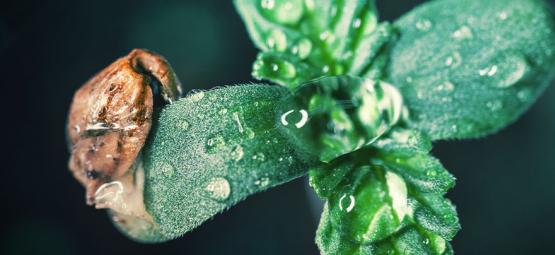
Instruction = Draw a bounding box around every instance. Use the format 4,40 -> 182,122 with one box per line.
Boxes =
311,129 -> 459,254
387,0 -> 555,140
235,0 -> 396,88
116,85 -> 314,242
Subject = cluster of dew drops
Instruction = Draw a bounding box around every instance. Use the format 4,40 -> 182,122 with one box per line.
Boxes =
412,9 -> 536,124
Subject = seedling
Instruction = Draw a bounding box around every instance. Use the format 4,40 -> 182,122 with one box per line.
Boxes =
66,0 -> 555,254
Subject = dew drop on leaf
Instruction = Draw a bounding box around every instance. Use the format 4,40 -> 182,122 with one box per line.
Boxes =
254,177 -> 270,188
204,177 -> 231,201
259,0 -> 304,25
445,51 -> 462,68
291,38 -> 312,59
452,25 -> 473,40
176,119 -> 190,131
517,88 -> 533,103
415,18 -> 433,32
205,134 -> 226,153
230,144 -> 244,161
338,194 -> 356,213
266,29 -> 287,52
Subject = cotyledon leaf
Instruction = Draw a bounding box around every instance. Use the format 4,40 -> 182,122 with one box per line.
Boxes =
110,85 -> 315,242
311,129 -> 459,255
235,0 -> 396,88
386,0 -> 555,140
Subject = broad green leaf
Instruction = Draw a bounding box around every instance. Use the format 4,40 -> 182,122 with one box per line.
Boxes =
387,0 -> 555,140
235,0 -> 396,88
311,129 -> 459,254
111,85 -> 314,242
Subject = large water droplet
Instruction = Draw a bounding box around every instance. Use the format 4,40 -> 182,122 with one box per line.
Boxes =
415,19 -> 433,32
338,194 -> 356,213
266,29 -> 287,52
204,177 -> 231,201
452,26 -> 473,40
260,0 -> 304,25
280,109 -> 309,128
277,76 -> 405,162
205,134 -> 226,153
480,52 -> 529,88
517,89 -> 533,103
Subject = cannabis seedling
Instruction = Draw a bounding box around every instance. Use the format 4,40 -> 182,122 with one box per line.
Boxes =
67,0 -> 555,254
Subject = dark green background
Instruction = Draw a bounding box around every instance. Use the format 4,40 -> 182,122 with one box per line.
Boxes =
1,0 -> 554,254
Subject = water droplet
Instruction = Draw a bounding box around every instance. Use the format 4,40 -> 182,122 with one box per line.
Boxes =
189,90 -> 205,102
498,11 -> 509,20
319,30 -> 333,42
486,100 -> 503,112
292,38 -> 312,59
517,89 -> 533,103
280,109 -> 309,128
266,29 -> 287,52
159,162 -> 174,178
339,194 -> 356,213
479,65 -> 498,77
204,177 -> 231,201
177,120 -> 189,130
231,144 -> 244,161
254,177 -> 270,188
481,52 -> 529,88
252,152 -> 266,162
205,134 -> 226,153
435,81 -> 455,94
218,108 -> 228,115
426,170 -> 437,177
415,19 -> 432,31
423,238 -> 430,245
260,0 -> 304,25
452,26 -> 473,40
322,65 -> 330,73
353,18 -> 362,29
244,128 -> 255,139
445,51 -> 462,68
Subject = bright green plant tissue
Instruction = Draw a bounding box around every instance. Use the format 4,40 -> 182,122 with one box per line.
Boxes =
108,0 -> 555,254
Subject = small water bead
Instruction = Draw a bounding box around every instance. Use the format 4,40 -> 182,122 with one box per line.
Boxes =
204,177 -> 231,201
486,100 -> 503,112
277,76 -> 406,162
266,29 -> 287,52
517,89 -> 533,103
445,51 -> 462,68
259,0 -> 304,26
415,19 -> 433,32
452,26 -> 473,40
435,81 -> 455,94
230,144 -> 244,161
205,134 -> 226,153
338,194 -> 356,213
254,177 -> 270,188
291,38 -> 312,59
177,119 -> 190,130
498,11 -> 509,20
159,162 -> 175,178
